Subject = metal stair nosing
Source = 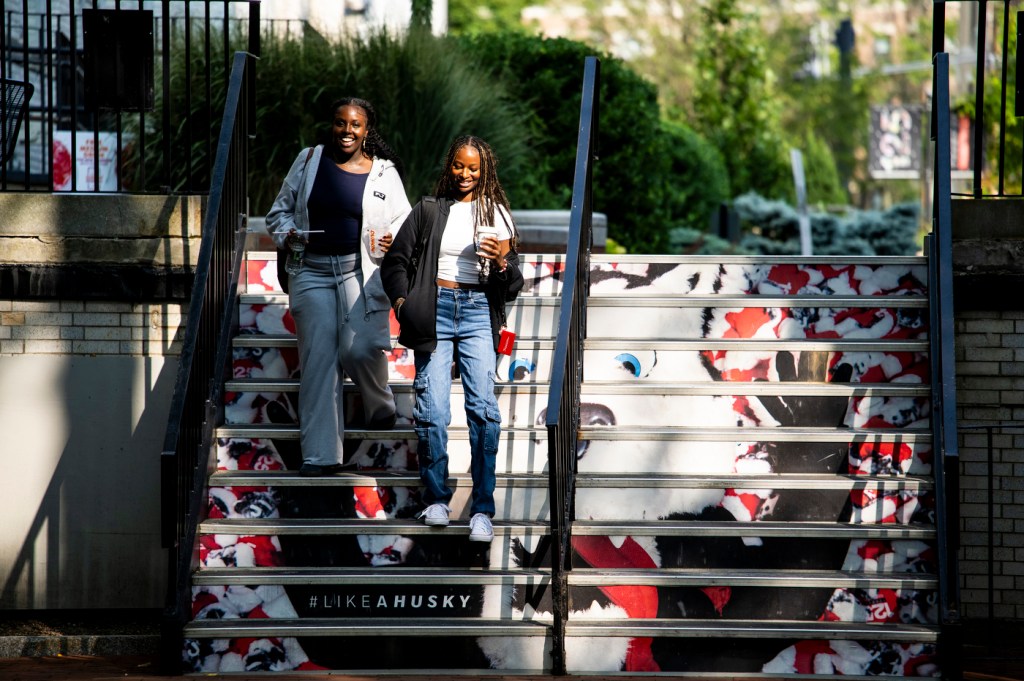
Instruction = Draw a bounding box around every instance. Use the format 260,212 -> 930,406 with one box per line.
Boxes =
249,251 -> 927,267
199,517 -> 551,536
192,566 -> 551,587
208,470 -> 931,491
589,254 -> 928,266
240,292 -> 563,306
561,618 -> 939,642
581,381 -> 931,397
233,337 -> 929,353
209,470 -> 548,488
585,338 -> 929,352
578,426 -> 932,443
215,424 -> 545,440
574,473 -> 933,491
570,520 -> 935,539
587,294 -> 928,308
566,568 -> 938,590
225,378 -> 550,394
233,335 -> 559,349
184,617 -> 552,639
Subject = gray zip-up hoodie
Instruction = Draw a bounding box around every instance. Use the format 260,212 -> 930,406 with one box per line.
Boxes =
265,145 -> 412,312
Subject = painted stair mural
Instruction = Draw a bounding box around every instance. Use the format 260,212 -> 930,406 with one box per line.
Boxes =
183,250 -> 940,676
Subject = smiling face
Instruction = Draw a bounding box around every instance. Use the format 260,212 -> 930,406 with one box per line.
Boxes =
450,144 -> 481,202
331,104 -> 368,158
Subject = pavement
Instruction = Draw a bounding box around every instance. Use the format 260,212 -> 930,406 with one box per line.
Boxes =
0,650 -> 1022,680
0,612 -> 1021,681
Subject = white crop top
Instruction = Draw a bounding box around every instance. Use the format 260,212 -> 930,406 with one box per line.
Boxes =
437,201 -> 514,283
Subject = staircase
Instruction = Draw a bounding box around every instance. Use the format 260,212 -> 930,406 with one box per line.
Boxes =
179,249 -> 943,676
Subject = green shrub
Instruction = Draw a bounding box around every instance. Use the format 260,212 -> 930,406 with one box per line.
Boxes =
733,192 -> 919,255
251,28 -> 533,212
659,119 -> 730,232
455,32 -> 671,253
668,226 -> 749,255
130,26 -> 534,213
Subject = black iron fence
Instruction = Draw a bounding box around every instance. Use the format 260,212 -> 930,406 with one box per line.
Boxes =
0,0 -> 260,193
933,1 -> 1022,197
544,55 -> 598,676
159,49 -> 250,672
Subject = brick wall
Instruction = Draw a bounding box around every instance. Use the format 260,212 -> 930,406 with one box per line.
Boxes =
955,309 -> 1024,619
0,300 -> 184,356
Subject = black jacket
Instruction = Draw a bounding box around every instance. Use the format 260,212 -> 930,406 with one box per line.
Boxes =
380,197 -> 525,353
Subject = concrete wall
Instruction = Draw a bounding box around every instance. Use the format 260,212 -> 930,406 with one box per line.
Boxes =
0,193 -> 198,609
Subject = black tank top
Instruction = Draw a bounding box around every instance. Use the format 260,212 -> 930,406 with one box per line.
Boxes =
305,154 -> 368,255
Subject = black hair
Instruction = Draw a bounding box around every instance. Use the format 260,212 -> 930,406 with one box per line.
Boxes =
328,97 -> 404,177
433,135 -> 518,244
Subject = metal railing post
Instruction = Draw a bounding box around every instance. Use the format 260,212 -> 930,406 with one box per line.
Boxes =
545,55 -> 599,676
159,50 -> 250,674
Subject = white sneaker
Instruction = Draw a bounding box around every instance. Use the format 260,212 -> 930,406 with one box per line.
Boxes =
468,513 -> 494,543
418,503 -> 451,527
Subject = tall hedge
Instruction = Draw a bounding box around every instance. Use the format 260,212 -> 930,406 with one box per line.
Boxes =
659,119 -> 731,233
455,32 -> 673,252
249,29 -> 536,212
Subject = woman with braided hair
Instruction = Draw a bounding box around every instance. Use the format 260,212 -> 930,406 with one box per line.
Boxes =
267,97 -> 411,476
381,135 -> 524,542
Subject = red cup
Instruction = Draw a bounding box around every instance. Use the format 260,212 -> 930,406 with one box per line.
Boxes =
497,328 -> 516,356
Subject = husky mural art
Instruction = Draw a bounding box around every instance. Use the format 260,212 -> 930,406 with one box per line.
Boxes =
185,256 -> 938,675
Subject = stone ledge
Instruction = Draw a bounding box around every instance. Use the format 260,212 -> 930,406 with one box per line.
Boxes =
0,193 -> 203,239
0,193 -> 204,270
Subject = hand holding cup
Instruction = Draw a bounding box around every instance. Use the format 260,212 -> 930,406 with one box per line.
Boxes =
364,225 -> 391,258
475,226 -> 501,261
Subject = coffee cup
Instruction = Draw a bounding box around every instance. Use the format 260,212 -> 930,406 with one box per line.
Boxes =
364,225 -> 389,258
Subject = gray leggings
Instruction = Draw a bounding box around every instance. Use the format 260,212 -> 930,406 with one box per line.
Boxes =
289,252 -> 395,466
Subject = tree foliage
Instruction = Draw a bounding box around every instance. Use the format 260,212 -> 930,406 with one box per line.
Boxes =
456,32 -> 677,252
691,0 -> 792,200
447,0 -> 536,35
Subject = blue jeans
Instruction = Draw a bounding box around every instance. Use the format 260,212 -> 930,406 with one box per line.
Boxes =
414,287 -> 501,517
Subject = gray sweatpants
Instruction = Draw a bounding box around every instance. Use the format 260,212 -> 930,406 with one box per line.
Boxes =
289,252 -> 395,466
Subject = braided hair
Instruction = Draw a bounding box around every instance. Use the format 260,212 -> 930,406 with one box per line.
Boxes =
328,96 -> 404,177
434,135 -> 518,245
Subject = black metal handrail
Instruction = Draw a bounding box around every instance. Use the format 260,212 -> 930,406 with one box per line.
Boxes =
0,0 -> 260,193
545,55 -> 599,676
159,49 -> 251,674
933,1 -> 1021,197
928,51 -> 964,679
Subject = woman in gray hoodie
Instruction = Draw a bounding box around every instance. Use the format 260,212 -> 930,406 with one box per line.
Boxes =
266,97 -> 411,476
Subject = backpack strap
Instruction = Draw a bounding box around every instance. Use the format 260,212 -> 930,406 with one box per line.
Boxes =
410,197 -> 439,276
